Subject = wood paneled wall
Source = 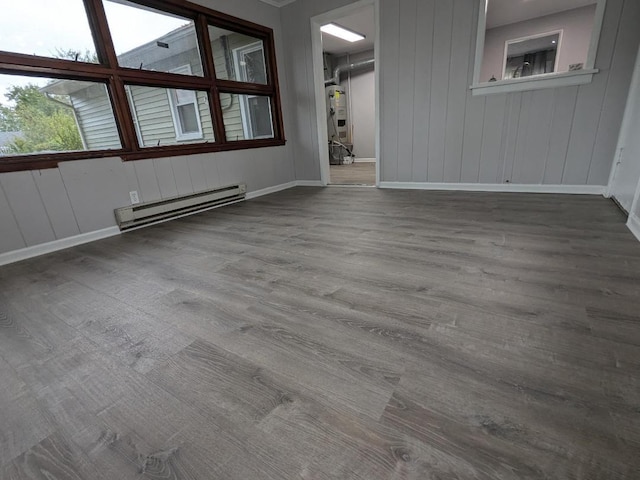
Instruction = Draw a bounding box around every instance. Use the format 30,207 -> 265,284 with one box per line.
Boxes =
283,0 -> 640,186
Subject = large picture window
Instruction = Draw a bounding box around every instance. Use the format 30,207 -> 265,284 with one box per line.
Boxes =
0,0 -> 285,172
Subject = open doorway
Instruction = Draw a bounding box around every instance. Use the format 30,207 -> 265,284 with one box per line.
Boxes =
311,1 -> 379,186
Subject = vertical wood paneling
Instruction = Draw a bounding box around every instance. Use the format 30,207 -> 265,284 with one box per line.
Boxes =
460,96 -> 486,183
31,169 -> 81,240
478,94 -> 508,184
513,89 -> 555,184
58,158 -> 130,233
444,0 -> 474,183
396,0 -> 418,182
0,172 -> 56,247
153,158 -> 179,198
562,74 -> 609,184
187,156 -> 208,193
380,0 -> 400,182
501,93 -> 523,183
171,157 -> 195,196
411,0 -> 435,182
133,159 -> 162,203
122,162 -> 141,199
588,0 -> 640,185
511,92 -> 534,183
427,0 -> 454,182
0,183 -> 27,253
544,86 -> 579,184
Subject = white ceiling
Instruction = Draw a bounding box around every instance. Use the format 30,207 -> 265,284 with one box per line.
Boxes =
321,5 -> 375,56
487,0 -> 597,29
257,0 -> 298,7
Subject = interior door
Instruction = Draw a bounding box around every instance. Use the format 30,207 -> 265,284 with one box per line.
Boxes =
609,46 -> 640,214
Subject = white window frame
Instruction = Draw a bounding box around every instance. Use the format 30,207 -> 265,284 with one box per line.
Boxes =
167,65 -> 203,141
233,42 -> 273,140
471,0 -> 607,96
502,30 -> 563,80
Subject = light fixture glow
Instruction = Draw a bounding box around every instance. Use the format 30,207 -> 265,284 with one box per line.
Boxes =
320,23 -> 365,43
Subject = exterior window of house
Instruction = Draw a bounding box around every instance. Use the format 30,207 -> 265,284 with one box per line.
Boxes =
167,65 -> 203,141
0,0 -> 285,172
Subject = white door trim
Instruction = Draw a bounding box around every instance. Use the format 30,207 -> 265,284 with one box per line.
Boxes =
606,46 -> 640,199
310,0 -> 380,186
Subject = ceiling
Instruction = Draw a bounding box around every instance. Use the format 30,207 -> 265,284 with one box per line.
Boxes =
487,0 -> 597,29
321,5 -> 375,56
257,0 -> 298,7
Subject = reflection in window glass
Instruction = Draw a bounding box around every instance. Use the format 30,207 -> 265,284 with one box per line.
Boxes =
222,93 -> 273,141
504,33 -> 560,79
0,74 -> 120,156
126,85 -> 215,147
103,0 -> 203,76
208,26 -> 268,84
0,0 -> 98,62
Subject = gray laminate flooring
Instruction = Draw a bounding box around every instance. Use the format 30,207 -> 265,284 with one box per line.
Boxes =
330,162 -> 376,185
1,187 -> 639,479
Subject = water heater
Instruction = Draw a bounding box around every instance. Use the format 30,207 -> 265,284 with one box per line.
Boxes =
326,85 -> 348,143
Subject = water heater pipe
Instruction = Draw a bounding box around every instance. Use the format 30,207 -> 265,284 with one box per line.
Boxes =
324,58 -> 375,86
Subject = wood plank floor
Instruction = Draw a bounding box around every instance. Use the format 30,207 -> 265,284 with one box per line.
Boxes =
330,162 -> 376,185
1,187 -> 639,479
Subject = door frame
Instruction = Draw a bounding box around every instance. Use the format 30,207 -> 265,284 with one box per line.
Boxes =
310,0 -> 380,186
606,45 -> 640,200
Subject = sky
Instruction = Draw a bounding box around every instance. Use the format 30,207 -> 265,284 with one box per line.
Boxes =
0,0 -> 188,106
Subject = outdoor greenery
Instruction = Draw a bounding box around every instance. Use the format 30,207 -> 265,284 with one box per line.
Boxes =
0,84 -> 83,154
0,50 -> 95,154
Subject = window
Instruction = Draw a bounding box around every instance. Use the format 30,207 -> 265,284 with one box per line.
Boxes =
0,0 -> 285,172
471,0 -> 607,96
503,31 -> 561,80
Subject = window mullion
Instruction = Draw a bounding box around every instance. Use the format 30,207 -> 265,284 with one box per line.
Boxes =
197,14 -> 227,144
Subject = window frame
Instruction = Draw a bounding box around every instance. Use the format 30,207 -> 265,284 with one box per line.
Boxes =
470,0 -> 608,96
167,65 -> 204,142
233,42 -> 273,140
0,0 -> 286,173
502,30 -> 563,80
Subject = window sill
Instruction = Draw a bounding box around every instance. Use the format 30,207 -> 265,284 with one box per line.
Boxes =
470,69 -> 598,96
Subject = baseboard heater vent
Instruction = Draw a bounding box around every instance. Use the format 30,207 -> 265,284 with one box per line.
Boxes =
114,183 -> 246,231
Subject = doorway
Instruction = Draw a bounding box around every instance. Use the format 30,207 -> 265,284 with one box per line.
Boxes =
608,45 -> 640,214
311,0 -> 380,186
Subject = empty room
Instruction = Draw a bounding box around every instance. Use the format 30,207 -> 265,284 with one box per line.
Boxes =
1,0 -> 640,478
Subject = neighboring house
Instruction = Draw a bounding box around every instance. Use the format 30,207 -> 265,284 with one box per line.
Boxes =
0,131 -> 22,155
43,24 -> 272,149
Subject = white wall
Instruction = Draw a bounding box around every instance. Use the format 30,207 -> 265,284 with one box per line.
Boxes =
338,50 -> 376,159
481,5 -> 597,83
283,0 -> 640,187
0,0 -> 296,257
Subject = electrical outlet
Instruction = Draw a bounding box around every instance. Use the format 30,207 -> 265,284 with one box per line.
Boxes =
129,191 -> 140,205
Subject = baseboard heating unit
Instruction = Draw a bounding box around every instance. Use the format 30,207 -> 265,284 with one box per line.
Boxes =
114,184 -> 246,231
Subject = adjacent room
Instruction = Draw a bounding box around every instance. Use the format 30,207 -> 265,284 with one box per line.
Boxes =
0,0 -> 639,478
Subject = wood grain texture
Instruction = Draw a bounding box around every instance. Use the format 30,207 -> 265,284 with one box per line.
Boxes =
329,163 -> 376,185
1,187 -> 639,479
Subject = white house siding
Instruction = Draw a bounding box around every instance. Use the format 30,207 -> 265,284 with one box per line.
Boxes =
70,84 -> 121,151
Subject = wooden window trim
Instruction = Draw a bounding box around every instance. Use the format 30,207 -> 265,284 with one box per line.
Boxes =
0,0 -> 286,172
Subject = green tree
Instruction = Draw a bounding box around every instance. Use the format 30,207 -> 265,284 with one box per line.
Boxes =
1,84 -> 83,154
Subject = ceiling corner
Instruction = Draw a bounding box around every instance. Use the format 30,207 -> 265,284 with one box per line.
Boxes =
257,0 -> 298,7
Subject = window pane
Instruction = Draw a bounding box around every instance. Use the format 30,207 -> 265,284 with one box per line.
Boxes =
222,93 -> 273,141
0,0 -> 98,62
208,26 -> 268,84
103,0 -> 203,76
0,74 -> 121,156
126,85 -> 215,147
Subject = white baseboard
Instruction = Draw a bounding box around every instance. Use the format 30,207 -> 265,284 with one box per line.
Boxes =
0,226 -> 121,267
378,182 -> 606,195
246,181 -> 297,200
354,157 -> 376,163
627,213 -> 640,243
